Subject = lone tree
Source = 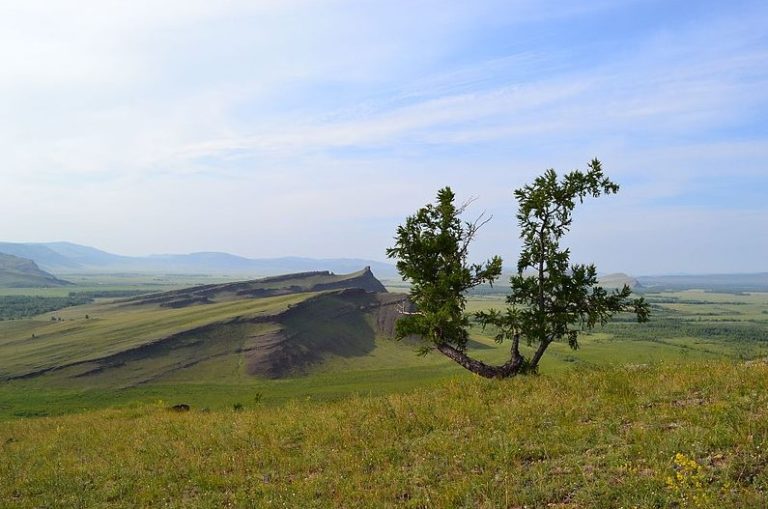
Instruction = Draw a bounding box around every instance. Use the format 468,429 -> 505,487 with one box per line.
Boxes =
386,159 -> 649,378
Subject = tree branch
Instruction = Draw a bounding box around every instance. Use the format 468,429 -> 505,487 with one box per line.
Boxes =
436,343 -> 524,379
460,210 -> 493,257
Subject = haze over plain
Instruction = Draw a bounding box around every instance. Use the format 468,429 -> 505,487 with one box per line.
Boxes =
1,0 -> 766,274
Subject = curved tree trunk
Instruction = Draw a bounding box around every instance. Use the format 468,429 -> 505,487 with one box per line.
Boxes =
436,343 -> 525,379
528,338 -> 552,372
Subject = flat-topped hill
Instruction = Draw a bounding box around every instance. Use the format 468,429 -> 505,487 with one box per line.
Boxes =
0,253 -> 72,288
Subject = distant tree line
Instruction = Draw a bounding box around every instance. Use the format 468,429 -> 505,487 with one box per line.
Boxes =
0,290 -> 148,320
0,295 -> 93,320
603,318 -> 768,343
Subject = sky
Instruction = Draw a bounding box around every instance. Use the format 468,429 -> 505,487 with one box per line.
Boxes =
1,0 -> 766,275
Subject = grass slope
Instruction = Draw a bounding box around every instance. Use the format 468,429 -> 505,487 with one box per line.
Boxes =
1,361 -> 767,508
0,269 -> 401,387
0,292 -> 309,381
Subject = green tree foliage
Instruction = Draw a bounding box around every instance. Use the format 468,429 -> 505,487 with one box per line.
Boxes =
386,188 -> 505,375
0,295 -> 92,320
387,159 -> 650,378
0,291 -> 147,320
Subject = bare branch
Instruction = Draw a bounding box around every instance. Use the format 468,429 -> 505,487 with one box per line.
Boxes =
460,210 -> 493,256
456,195 -> 479,215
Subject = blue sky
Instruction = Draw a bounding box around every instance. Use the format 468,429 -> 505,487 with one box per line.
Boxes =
0,0 -> 766,274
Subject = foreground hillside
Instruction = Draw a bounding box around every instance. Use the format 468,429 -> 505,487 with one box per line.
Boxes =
1,361 -> 766,508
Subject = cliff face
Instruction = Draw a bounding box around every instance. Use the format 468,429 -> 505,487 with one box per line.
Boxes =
0,253 -> 72,287
243,289 -> 408,378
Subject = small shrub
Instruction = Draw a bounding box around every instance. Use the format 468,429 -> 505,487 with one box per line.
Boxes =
666,453 -> 711,508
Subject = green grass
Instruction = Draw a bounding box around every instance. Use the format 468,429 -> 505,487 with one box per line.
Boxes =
0,292 -> 312,380
1,361 -> 767,508
0,329 -> 760,421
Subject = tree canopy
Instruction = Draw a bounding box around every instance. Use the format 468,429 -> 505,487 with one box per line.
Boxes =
386,159 -> 649,378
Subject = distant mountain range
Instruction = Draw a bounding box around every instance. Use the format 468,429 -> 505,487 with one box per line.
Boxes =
0,241 -> 399,277
636,273 -> 768,293
1,241 -> 765,292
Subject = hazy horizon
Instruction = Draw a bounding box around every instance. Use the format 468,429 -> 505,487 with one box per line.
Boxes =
2,1 -> 766,275
3,239 -> 768,278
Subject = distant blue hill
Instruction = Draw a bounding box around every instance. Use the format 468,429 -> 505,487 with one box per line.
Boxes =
0,242 -> 398,278
636,273 -> 768,293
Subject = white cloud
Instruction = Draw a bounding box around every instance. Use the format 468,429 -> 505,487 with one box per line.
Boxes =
0,1 -> 766,272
